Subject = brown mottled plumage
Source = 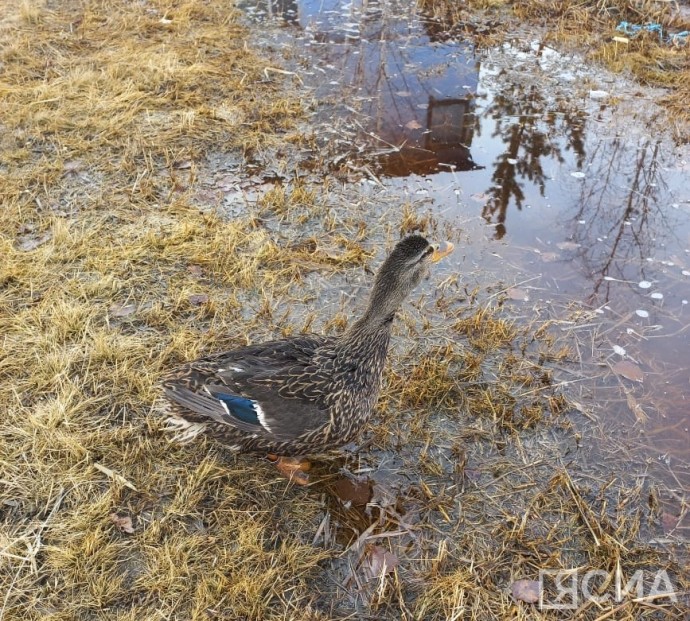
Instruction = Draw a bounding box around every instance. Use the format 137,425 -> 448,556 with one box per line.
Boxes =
160,235 -> 452,460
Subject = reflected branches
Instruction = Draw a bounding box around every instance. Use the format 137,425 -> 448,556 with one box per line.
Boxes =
477,72 -> 586,238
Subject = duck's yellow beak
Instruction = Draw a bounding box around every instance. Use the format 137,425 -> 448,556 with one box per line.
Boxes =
430,241 -> 454,263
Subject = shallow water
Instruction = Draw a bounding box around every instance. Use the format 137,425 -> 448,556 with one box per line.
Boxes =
234,0 -> 689,548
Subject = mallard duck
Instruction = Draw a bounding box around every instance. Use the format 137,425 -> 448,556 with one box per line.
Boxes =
161,235 -> 453,483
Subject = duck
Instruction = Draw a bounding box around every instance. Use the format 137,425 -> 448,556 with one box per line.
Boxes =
160,234 -> 453,483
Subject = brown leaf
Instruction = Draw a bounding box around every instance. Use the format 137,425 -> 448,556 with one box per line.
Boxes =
110,513 -> 135,534
612,360 -> 644,383
109,302 -> 137,317
364,545 -> 398,580
507,287 -> 529,301
188,294 -> 209,306
511,579 -> 541,604
332,477 -> 372,507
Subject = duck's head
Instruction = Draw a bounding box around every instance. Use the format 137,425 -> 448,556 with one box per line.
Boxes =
365,234 -> 454,323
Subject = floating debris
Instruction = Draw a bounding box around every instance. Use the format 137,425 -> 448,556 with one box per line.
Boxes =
612,360 -> 644,383
616,21 -> 689,46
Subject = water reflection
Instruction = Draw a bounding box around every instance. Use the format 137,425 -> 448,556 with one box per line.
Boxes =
243,0 -> 482,175
477,66 -> 587,239
568,138 -> 670,302
239,0 -> 690,481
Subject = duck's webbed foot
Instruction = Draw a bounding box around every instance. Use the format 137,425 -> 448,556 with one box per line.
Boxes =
266,454 -> 311,485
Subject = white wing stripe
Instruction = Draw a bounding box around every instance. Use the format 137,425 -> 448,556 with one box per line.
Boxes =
253,400 -> 272,433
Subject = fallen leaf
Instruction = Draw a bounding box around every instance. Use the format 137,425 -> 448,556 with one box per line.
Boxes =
109,302 -> 137,317
511,579 -> 541,604
612,360 -> 644,383
332,477 -> 372,507
405,120 -> 423,130
110,513 -> 135,534
363,545 -> 398,580
188,294 -> 209,305
507,287 -> 529,301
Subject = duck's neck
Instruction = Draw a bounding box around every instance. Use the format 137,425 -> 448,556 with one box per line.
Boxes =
336,308 -> 394,362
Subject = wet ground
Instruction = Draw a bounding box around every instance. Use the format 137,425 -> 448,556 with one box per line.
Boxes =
200,0 -> 689,612
233,2 -> 689,472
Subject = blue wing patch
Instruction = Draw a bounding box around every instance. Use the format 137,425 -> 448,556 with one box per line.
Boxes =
214,392 -> 262,428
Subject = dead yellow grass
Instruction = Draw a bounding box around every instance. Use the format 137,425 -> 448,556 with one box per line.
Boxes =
0,1 -> 329,619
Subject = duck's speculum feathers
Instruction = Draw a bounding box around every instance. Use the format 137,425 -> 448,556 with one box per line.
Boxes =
209,391 -> 264,428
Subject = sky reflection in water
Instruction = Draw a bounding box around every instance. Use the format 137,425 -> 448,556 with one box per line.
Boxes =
241,0 -> 690,474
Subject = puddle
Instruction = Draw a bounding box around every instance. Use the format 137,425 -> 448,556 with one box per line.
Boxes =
227,0 -> 690,591
239,0 -> 689,458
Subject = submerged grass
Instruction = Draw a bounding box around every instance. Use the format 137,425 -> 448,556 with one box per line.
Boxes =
1,0 -> 687,620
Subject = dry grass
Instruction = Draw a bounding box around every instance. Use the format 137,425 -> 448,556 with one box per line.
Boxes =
1,0 -> 688,620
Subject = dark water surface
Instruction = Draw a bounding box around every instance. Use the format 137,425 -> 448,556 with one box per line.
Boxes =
239,0 -> 689,517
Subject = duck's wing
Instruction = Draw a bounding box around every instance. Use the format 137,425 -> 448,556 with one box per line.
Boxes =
162,335 -> 335,441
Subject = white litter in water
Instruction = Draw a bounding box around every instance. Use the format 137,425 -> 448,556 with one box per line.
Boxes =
682,270 -> 690,276
651,292 -> 664,300
507,158 -> 517,164
683,300 -> 688,305
570,171 -> 586,179
613,345 -> 626,356
638,280 -> 652,289
589,90 -> 609,100
635,309 -> 650,318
